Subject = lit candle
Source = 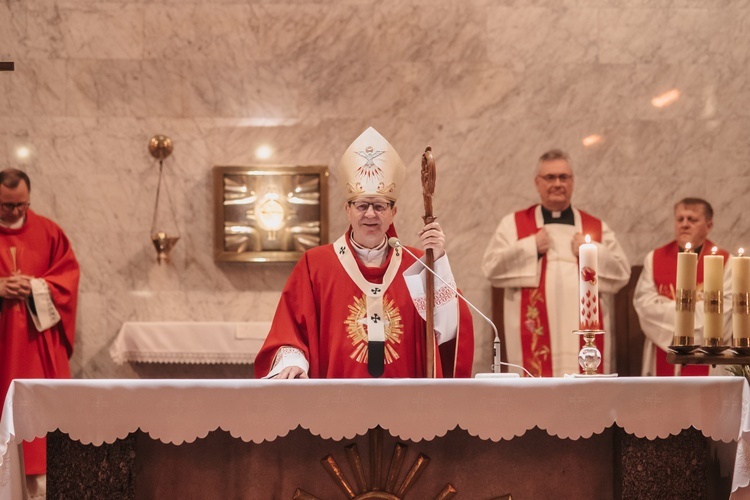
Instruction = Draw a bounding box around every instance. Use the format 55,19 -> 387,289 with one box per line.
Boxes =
675,242 -> 697,341
703,246 -> 724,341
733,248 -> 750,341
579,234 -> 600,330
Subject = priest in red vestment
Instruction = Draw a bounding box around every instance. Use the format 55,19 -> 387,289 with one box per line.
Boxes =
254,127 -> 474,379
481,149 -> 631,377
634,198 -> 732,376
0,168 -> 80,491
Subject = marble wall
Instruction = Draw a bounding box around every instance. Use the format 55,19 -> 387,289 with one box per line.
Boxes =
2,0 -> 749,377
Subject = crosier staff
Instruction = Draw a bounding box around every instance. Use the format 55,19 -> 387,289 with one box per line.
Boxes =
421,146 -> 436,378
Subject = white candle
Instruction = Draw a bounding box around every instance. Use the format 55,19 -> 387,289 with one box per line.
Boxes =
578,234 -> 600,330
735,248 -> 750,292
675,243 -> 697,340
676,242 -> 697,290
733,248 -> 750,340
703,246 -> 724,340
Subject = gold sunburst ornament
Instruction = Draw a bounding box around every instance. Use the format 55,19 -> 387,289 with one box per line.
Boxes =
293,427 -> 456,500
345,294 -> 404,364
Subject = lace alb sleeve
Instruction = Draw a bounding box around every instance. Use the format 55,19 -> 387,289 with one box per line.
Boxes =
263,346 -> 309,379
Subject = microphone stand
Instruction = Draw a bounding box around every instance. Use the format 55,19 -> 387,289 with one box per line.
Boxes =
388,238 -> 534,378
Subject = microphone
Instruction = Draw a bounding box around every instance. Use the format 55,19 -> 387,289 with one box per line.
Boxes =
388,237 -> 533,378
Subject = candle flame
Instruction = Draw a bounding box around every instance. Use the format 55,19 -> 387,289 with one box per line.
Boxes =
685,242 -> 692,252
584,234 -> 591,244
740,248 -> 745,257
711,246 -> 718,255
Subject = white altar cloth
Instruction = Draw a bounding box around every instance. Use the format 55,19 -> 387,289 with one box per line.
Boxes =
1,377 -> 750,499
109,321 -> 270,365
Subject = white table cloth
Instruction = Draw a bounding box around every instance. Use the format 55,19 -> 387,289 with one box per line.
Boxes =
1,377 -> 750,499
109,321 -> 270,364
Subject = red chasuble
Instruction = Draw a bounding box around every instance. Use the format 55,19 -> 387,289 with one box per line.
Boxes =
652,240 -> 728,376
0,210 -> 80,475
254,228 -> 474,378
514,205 -> 603,377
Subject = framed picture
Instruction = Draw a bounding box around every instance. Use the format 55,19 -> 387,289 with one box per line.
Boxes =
213,165 -> 329,262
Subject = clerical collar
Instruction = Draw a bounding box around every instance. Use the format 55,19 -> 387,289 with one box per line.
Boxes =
541,205 -> 574,225
349,232 -> 388,267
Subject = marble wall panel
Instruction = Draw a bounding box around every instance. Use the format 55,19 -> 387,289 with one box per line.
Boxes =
1,0 -> 750,378
487,7 -> 599,70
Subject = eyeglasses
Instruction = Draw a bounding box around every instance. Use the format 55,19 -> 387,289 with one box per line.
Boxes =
0,202 -> 29,212
538,174 -> 573,183
348,201 -> 393,213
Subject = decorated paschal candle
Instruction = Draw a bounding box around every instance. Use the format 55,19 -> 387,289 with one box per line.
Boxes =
579,234 -> 600,330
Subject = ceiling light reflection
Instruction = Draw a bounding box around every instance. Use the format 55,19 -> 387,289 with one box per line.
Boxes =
15,146 -> 30,160
582,134 -> 603,147
651,89 -> 681,108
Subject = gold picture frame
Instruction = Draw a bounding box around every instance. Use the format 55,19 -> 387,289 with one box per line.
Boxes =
213,165 -> 329,262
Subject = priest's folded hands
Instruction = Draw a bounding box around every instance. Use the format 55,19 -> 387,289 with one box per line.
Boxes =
0,274 -> 32,300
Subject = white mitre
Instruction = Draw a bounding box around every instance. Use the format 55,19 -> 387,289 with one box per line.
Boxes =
338,127 -> 406,202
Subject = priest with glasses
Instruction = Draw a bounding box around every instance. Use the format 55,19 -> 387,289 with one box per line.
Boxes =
481,150 -> 630,377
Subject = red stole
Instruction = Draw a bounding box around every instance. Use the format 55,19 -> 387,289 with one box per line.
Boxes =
652,240 -> 728,376
514,205 -> 603,376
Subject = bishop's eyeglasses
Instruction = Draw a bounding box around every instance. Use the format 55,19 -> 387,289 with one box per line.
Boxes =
348,201 -> 394,213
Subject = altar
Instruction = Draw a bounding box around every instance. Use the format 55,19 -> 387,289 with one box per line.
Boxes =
2,377 -> 750,499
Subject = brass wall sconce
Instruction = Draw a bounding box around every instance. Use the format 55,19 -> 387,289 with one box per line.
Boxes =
213,165 -> 329,262
149,135 -> 180,264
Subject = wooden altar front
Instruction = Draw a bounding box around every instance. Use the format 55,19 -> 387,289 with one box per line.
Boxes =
2,378 -> 748,499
